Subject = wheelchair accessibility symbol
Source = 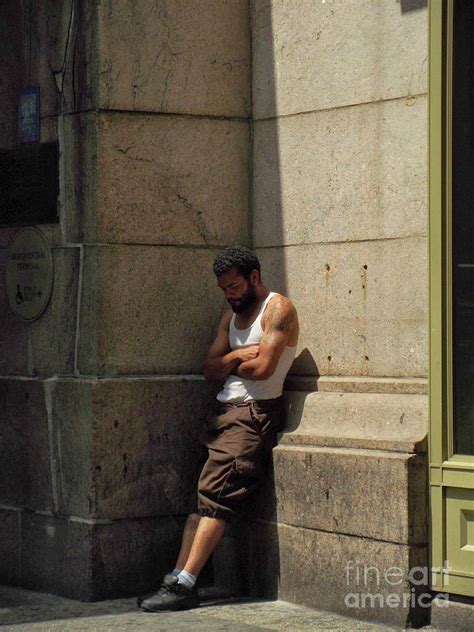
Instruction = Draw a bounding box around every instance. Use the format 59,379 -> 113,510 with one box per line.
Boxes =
15,284 -> 24,305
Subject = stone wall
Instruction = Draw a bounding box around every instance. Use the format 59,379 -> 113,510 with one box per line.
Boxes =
0,0 -> 251,599
236,1 -> 430,627
1,0 -> 431,624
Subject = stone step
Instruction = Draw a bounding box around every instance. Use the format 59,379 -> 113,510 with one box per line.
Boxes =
280,390 -> 428,454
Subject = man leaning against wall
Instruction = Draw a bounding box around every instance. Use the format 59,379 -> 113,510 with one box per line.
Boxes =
138,245 -> 299,612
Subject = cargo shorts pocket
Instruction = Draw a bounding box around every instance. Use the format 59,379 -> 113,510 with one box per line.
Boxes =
217,457 -> 261,502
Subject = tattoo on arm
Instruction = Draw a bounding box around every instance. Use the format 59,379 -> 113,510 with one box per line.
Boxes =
261,300 -> 294,346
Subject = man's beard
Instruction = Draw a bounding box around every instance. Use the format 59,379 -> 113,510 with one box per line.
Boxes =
228,284 -> 258,313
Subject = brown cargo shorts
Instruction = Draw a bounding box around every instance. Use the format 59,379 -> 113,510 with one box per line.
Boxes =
197,395 -> 284,522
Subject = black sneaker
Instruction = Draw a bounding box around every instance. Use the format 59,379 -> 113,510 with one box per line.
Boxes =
140,574 -> 199,612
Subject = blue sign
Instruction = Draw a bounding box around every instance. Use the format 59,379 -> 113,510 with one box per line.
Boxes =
19,87 -> 40,143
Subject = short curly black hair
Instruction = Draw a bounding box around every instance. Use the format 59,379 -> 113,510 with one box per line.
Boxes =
213,245 -> 261,279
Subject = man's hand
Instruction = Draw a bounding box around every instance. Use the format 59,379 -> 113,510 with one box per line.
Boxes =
236,344 -> 259,363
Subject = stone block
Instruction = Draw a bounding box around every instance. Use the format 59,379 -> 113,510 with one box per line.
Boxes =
253,96 -> 427,247
91,113 -> 249,246
244,522 -> 429,627
0,379 -> 53,512
47,379 -> 94,519
280,391 -> 428,453
30,247 -> 80,376
252,0 -> 428,119
50,377 -> 217,520
20,511 -> 186,600
61,112 -> 98,244
21,512 -> 93,600
78,245 -> 224,375
212,529 -> 246,595
269,445 -> 427,544
431,596 -> 474,632
33,0 -> 97,118
257,238 -> 428,378
0,258 -> 29,375
90,515 -> 185,599
98,0 -> 251,117
0,508 -> 21,585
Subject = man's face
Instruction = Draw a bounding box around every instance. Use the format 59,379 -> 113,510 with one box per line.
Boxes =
217,267 -> 259,313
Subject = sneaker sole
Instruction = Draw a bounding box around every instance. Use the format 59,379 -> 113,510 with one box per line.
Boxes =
141,602 -> 200,612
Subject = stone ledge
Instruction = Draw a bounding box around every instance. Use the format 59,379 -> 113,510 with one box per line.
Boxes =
280,390 -> 428,454
279,432 -> 427,455
284,375 -> 428,395
431,594 -> 474,631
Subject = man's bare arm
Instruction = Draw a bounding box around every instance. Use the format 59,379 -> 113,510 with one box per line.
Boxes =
202,310 -> 259,381
236,297 -> 296,381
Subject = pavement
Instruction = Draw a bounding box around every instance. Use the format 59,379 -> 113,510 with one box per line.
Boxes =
0,585 -> 440,632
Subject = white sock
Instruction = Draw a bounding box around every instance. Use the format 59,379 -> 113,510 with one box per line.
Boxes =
171,568 -> 182,577
177,570 -> 197,589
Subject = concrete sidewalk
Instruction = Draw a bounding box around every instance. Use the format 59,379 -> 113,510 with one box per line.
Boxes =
0,586 -> 438,631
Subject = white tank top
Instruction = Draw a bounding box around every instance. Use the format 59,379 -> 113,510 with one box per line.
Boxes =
216,291 -> 297,403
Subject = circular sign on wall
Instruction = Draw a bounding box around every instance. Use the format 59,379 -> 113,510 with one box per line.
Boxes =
5,227 -> 54,322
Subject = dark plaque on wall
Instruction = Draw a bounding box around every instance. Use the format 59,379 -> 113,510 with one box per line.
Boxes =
19,87 -> 40,143
0,141 -> 59,227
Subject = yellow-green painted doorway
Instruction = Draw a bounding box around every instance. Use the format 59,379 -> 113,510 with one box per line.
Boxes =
430,0 -> 474,598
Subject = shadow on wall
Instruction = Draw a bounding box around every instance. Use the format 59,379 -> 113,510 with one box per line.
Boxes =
230,1 -> 323,600
248,0 -> 284,600
400,0 -> 427,14
237,0 -> 426,603
224,0 -> 431,623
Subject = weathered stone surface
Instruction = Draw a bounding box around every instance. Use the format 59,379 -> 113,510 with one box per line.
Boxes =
212,529 -> 245,595
92,113 -> 249,246
34,0 -> 97,117
0,1 -> 96,124
21,512 -> 93,600
47,379 -> 93,519
50,377 -> 217,519
0,508 -> 21,585
244,522 -> 429,627
257,238 -> 428,378
91,515 -> 185,599
0,258 -> 29,375
269,445 -> 427,544
20,511 -> 187,601
431,596 -> 474,632
0,379 -> 52,511
280,391 -> 428,453
61,112 -> 98,244
78,245 -> 224,375
284,375 -> 428,395
30,248 -> 79,376
252,0 -> 428,119
0,585 -> 415,629
253,96 -> 427,247
98,0 -> 251,117
62,113 -> 249,247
